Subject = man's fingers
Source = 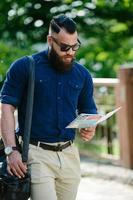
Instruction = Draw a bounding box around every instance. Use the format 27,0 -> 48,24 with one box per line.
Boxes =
13,164 -> 26,178
6,150 -> 27,178
84,127 -> 94,131
83,127 -> 95,132
81,131 -> 95,141
18,162 -> 27,174
7,164 -> 22,178
10,167 -> 21,178
80,129 -> 95,134
7,153 -> 27,178
79,126 -> 96,141
8,163 -> 26,178
7,165 -> 14,176
81,131 -> 95,137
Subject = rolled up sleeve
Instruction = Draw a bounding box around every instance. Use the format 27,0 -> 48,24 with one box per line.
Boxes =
0,56 -> 28,107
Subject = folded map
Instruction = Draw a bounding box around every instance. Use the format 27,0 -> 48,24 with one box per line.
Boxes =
66,107 -> 121,129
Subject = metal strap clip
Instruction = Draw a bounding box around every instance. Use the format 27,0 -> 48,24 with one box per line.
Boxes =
37,141 -> 40,147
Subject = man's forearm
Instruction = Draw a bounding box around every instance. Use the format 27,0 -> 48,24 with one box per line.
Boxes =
1,103 -> 16,146
1,103 -> 27,178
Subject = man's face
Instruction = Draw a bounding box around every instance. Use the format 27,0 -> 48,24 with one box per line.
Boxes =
48,29 -> 80,72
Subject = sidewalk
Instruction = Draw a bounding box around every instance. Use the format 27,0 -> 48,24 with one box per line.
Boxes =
77,177 -> 133,200
80,154 -> 133,186
76,154 -> 133,199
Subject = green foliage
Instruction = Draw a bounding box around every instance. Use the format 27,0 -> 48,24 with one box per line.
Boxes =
75,135 -> 120,157
1,0 -> 133,79
76,35 -> 133,78
0,41 -> 34,88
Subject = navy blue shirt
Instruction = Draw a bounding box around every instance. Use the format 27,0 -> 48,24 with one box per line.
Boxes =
0,50 -> 97,142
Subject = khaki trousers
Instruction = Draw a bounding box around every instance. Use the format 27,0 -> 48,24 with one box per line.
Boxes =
28,142 -> 81,200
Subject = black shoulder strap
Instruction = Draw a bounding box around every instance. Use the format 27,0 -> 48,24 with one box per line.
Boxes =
22,56 -> 35,162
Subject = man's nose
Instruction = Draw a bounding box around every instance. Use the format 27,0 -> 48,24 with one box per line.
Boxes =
66,47 -> 74,55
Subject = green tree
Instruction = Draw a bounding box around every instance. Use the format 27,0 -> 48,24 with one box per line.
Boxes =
0,41 -> 34,88
1,0 -> 133,84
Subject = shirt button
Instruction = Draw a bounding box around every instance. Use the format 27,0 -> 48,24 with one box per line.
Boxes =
58,82 -> 62,85
57,97 -> 61,100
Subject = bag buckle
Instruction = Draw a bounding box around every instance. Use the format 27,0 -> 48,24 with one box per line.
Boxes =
37,142 -> 40,147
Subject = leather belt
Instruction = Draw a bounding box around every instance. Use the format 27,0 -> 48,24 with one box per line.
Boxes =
30,140 -> 73,151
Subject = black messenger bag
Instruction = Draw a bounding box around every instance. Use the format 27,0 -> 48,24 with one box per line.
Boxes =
0,56 -> 35,200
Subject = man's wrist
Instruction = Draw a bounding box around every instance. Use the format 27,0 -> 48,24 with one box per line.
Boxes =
4,146 -> 18,156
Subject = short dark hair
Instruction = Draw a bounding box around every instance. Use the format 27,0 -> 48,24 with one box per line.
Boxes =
50,14 -> 77,34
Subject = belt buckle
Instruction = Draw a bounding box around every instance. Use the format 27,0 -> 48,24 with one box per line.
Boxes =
55,144 -> 62,151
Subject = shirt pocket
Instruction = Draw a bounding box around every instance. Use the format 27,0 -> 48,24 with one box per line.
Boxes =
68,80 -> 83,104
35,76 -> 51,100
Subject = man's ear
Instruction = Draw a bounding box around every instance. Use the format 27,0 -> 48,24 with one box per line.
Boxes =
47,35 -> 52,47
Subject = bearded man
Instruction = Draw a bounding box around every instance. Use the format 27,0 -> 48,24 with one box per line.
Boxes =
0,14 -> 97,200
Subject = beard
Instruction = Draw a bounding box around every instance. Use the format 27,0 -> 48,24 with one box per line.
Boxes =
48,46 -> 74,73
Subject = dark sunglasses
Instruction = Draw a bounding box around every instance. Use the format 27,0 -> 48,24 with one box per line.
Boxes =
51,36 -> 81,52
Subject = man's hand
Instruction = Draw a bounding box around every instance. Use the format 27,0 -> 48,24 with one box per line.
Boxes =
7,151 -> 27,178
79,127 -> 96,141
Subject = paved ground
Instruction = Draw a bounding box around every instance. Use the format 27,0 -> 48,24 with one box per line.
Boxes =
77,177 -> 133,200
76,155 -> 133,200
